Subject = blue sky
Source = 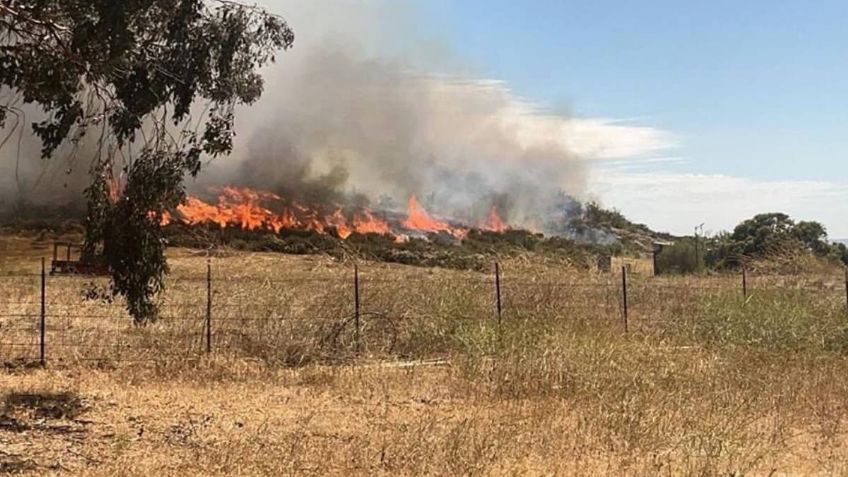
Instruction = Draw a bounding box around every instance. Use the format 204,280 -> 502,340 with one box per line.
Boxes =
423,1 -> 848,180
263,0 -> 847,237
414,0 -> 848,236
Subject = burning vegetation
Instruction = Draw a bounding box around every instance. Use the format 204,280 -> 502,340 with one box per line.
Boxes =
2,183 -> 663,274
148,185 -> 653,273
162,186 -> 511,242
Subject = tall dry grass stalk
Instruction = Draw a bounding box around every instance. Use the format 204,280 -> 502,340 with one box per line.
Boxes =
1,243 -> 848,475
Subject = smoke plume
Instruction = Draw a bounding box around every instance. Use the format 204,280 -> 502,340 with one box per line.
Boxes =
2,0 -> 591,233
198,0 -> 589,231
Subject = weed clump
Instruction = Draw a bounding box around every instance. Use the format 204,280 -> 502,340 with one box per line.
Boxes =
4,391 -> 87,420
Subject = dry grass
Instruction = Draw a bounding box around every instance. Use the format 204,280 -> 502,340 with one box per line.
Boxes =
2,233 -> 848,475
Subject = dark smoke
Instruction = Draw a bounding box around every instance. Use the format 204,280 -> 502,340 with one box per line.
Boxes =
0,102 -> 94,218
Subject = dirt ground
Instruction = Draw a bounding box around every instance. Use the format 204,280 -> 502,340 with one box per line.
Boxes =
3,234 -> 848,475
1,362 -> 543,476
2,360 -> 847,476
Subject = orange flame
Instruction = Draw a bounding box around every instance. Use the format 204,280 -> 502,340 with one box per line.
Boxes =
161,187 -> 511,241
402,196 -> 467,239
106,176 -> 121,204
480,205 -> 507,232
353,209 -> 392,236
169,186 -> 392,239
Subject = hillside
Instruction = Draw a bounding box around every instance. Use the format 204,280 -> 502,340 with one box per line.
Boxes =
1,201 -> 673,272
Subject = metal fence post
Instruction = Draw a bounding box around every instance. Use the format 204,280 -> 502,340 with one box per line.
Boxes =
844,268 -> 848,315
620,265 -> 629,333
206,259 -> 212,354
39,257 -> 46,366
354,264 -> 361,352
494,262 -> 502,324
742,267 -> 748,300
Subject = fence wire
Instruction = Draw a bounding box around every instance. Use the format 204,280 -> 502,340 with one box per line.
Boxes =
1,263 -> 846,366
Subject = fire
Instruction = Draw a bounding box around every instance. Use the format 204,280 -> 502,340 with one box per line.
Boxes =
480,205 -> 507,232
326,209 -> 351,238
162,186 -> 509,241
179,196 -> 238,228
402,196 -> 467,238
169,186 -> 392,238
106,175 -> 121,204
352,209 -> 392,236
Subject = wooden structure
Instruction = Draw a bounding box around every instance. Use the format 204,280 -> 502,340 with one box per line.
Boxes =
50,242 -> 110,276
611,255 -> 656,277
651,240 -> 675,275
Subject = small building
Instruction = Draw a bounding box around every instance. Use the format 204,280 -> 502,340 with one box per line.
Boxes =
651,240 -> 675,275
610,255 -> 656,277
610,240 -> 675,277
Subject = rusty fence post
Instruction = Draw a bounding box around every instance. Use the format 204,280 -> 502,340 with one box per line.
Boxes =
742,267 -> 748,300
494,262 -> 502,324
39,257 -> 46,366
206,259 -> 212,354
621,265 -> 629,333
354,264 -> 361,352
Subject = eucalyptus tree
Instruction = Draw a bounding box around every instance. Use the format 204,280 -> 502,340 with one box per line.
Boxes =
0,0 -> 294,322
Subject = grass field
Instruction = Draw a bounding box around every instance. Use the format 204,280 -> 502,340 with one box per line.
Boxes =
2,232 -> 848,475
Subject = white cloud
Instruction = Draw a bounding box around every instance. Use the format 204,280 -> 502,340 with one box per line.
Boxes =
417,77 -> 678,163
589,167 -> 848,238
558,118 -> 678,160
479,90 -> 678,161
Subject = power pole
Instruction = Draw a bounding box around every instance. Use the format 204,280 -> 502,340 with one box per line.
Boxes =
694,226 -> 699,270
694,223 -> 704,272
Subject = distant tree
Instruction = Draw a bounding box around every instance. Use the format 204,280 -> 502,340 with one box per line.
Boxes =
704,231 -> 740,268
730,212 -> 796,256
0,1 -> 294,322
792,221 -> 829,254
835,243 -> 848,266
584,202 -> 630,230
707,213 -> 841,269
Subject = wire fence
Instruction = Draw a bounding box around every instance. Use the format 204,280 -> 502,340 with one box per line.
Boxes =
1,260 -> 847,366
